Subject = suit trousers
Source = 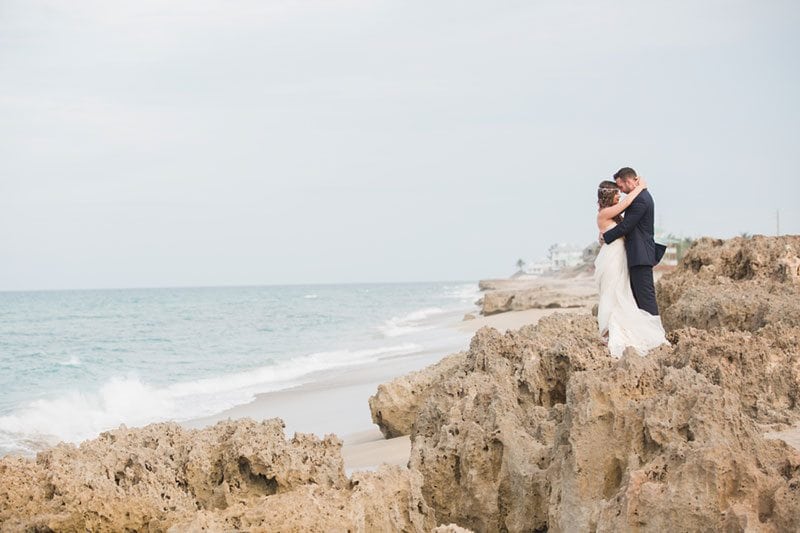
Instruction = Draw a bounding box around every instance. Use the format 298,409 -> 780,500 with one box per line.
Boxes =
629,265 -> 659,316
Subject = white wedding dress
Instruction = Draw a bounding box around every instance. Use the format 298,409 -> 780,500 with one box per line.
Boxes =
594,229 -> 669,357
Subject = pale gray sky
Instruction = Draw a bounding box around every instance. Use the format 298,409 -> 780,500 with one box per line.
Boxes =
1,0 -> 798,290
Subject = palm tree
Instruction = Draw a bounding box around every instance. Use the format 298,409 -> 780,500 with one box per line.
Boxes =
516,258 -> 526,271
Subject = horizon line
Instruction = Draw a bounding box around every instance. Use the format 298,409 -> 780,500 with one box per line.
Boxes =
0,278 -> 483,294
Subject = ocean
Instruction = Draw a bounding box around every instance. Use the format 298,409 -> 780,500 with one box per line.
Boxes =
0,282 -> 479,456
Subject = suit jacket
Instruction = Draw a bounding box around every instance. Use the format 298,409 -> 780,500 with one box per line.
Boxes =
603,189 -> 665,267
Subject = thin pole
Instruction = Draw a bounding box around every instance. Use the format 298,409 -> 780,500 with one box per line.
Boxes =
777,209 -> 780,236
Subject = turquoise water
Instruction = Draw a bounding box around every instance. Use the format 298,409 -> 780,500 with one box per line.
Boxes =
0,282 -> 478,456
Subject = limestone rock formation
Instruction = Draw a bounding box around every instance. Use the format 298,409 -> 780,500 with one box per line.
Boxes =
369,352 -> 467,438
480,287 -> 590,315
170,465 -> 433,532
662,324 -> 800,426
409,316 -> 612,532
552,351 -> 799,532
0,419 -> 433,532
478,279 -> 530,291
408,313 -> 800,532
658,235 -> 800,333
477,277 -> 596,316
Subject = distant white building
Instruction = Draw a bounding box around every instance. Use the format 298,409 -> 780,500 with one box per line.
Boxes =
523,260 -> 551,276
548,243 -> 583,270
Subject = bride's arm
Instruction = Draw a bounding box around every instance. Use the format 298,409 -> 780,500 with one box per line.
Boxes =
598,177 -> 647,221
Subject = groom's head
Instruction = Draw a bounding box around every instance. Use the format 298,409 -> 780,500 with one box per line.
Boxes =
613,167 -> 638,194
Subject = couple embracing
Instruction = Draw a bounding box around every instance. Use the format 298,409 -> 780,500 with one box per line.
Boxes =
594,167 -> 669,357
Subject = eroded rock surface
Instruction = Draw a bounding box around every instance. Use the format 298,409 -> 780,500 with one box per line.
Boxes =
408,316 -> 611,532
369,352 -> 467,438
554,351 -> 799,532
663,325 -> 800,426
481,288 -> 585,315
171,465 -> 433,532
658,235 -> 800,333
0,419 -> 433,532
408,314 -> 800,532
476,277 -> 597,316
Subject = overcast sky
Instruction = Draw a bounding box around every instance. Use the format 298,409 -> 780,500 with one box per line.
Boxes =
1,0 -> 798,290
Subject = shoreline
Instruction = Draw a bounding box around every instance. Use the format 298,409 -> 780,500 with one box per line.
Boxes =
0,283 -> 480,459
1,277 -> 595,472
182,304 -> 592,472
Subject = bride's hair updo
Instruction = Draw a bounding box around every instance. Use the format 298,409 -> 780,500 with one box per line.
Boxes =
597,180 -> 622,223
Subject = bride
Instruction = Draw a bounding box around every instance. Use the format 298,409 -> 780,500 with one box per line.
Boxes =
594,178 -> 669,357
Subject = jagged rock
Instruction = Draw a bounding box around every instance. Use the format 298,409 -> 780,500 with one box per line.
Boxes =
170,465 -> 434,532
477,277 -> 597,316
408,313 -> 800,532
369,352 -> 467,438
480,288 -> 589,315
463,313 -> 476,321
478,279 -> 520,291
0,419 -> 433,532
551,350 -> 799,532
481,290 -> 516,315
658,236 -> 800,333
410,315 -> 613,532
662,324 -> 800,425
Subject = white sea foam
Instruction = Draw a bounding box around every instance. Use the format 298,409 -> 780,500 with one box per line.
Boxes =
303,294 -> 319,299
378,307 -> 445,337
441,283 -> 481,303
57,355 -> 81,366
0,342 -> 422,453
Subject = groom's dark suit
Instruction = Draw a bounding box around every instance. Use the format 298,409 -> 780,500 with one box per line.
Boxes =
603,189 -> 664,315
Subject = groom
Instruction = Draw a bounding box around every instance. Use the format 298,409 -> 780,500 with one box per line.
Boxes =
602,167 -> 666,316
